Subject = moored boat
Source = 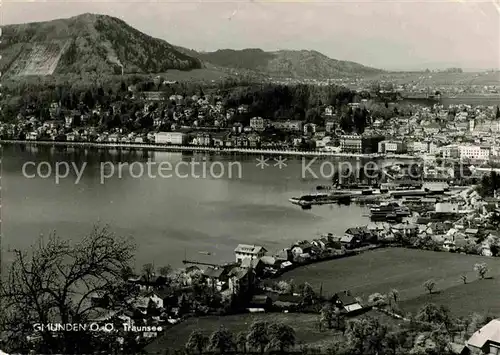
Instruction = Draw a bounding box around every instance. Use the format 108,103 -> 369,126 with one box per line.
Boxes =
289,192 -> 352,206
370,201 -> 410,220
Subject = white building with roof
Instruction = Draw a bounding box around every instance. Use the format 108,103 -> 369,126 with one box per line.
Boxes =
234,244 -> 267,263
154,132 -> 187,145
466,318 -> 500,354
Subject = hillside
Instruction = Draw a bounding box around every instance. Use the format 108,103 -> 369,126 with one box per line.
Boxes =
192,48 -> 383,79
0,13 -> 202,78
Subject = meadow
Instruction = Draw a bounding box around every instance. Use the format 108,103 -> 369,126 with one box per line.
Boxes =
146,248 -> 500,353
145,310 -> 400,353
277,248 -> 500,311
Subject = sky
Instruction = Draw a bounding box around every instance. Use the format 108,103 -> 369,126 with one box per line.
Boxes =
2,0 -> 500,71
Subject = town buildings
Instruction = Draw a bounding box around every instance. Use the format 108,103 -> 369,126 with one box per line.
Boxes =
154,132 -> 188,145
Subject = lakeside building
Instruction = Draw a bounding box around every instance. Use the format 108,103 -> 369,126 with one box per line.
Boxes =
406,140 -> 431,154
249,117 -> 266,131
378,140 -> 406,154
234,244 -> 267,263
154,132 -> 188,145
340,134 -> 362,153
441,144 -> 490,161
271,120 -> 303,132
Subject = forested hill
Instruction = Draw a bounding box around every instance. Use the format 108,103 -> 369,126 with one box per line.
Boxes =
185,48 -> 383,79
0,13 -> 202,77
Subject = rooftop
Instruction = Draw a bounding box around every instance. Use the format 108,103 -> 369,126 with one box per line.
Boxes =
467,319 -> 500,349
234,244 -> 267,254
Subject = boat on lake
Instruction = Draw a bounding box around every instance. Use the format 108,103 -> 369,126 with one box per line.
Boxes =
289,192 -> 352,208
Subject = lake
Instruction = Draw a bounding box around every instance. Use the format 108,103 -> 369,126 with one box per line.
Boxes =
1,144 -> 369,269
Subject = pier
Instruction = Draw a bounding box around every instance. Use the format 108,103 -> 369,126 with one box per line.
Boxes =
181,259 -> 220,267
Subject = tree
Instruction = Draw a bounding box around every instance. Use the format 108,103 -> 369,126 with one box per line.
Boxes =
423,279 -> 436,294
410,330 -> 451,355
474,263 -> 488,279
236,331 -> 248,353
388,289 -> 399,304
320,304 -> 335,329
384,330 -> 405,355
147,298 -> 160,317
368,293 -> 388,308
477,171 -> 500,197
333,307 -> 345,332
490,243 -> 500,257
158,265 -> 172,277
142,262 -> 155,283
209,326 -> 234,354
120,265 -> 135,281
300,282 -> 316,304
267,322 -> 296,353
388,289 -> 399,311
345,317 -> 388,355
415,303 -> 452,330
465,313 -> 489,337
186,330 -> 208,355
0,226 -> 135,354
247,321 -> 270,354
178,293 -> 192,315
276,280 -> 292,294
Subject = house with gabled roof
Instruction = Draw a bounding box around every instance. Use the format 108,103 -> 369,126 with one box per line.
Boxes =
228,266 -> 255,295
241,258 -> 265,275
203,266 -> 231,291
234,244 -> 267,263
340,235 -> 360,249
331,290 -> 364,314
291,241 -> 313,257
465,318 -> 500,354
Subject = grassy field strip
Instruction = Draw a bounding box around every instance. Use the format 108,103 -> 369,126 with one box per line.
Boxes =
277,248 -> 500,304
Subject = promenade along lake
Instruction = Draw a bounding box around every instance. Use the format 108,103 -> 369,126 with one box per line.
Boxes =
2,144 -> 369,268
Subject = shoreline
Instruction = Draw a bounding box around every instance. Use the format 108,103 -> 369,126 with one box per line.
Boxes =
0,139 -> 418,159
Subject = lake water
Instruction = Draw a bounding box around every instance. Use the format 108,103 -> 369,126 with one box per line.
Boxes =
1,144 -> 369,269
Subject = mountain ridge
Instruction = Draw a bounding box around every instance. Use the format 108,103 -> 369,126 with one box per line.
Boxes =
0,13 -> 203,77
1,13 -> 382,79
175,47 -> 384,78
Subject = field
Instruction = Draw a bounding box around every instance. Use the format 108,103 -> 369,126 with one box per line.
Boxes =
145,310 -> 399,354
400,276 -> 500,317
277,248 -> 500,315
372,71 -> 500,86
146,248 -> 500,352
